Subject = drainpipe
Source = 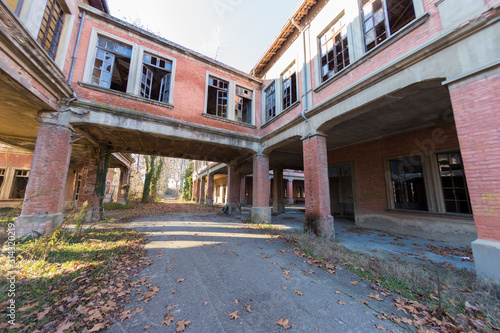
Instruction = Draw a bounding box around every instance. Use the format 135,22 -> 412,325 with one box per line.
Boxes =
291,18 -> 309,124
68,11 -> 86,86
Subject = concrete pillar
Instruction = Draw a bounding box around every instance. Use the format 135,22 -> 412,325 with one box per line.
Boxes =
117,167 -> 129,204
227,164 -> 241,214
272,168 -> 285,214
240,176 -> 246,205
207,174 -> 214,206
15,122 -> 72,237
302,134 -> 334,238
287,179 -> 294,205
251,154 -> 271,223
450,70 -> 500,283
199,176 -> 206,205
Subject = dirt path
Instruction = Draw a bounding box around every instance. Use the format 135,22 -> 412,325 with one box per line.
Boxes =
105,212 -> 407,332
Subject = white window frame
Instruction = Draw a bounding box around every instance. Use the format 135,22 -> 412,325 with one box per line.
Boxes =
263,80 -> 277,123
234,84 -> 255,125
280,61 -> 299,112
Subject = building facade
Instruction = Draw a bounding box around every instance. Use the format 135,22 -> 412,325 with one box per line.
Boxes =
0,0 -> 498,281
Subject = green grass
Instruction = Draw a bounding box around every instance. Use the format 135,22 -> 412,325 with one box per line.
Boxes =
103,202 -> 134,210
0,227 -> 146,332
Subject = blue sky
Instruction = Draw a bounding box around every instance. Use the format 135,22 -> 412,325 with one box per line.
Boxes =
106,0 -> 302,72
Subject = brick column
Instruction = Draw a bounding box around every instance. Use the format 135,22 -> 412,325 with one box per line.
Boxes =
207,174 -> 214,206
287,179 -> 294,205
15,123 -> 72,236
240,177 -> 246,205
199,176 -> 206,205
251,154 -> 271,223
227,164 -> 241,214
272,168 -> 285,213
78,149 -> 100,220
303,134 -> 334,238
195,179 -> 201,203
450,71 -> 500,283
116,167 -> 129,204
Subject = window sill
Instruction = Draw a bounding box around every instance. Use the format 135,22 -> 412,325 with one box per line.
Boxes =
314,12 -> 430,94
386,208 -> 474,221
202,113 -> 256,129
261,100 -> 301,129
78,82 -> 175,109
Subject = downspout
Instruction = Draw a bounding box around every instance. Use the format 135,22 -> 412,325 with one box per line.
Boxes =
67,11 -> 85,86
291,18 -> 309,123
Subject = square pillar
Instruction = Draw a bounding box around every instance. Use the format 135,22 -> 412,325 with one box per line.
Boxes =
199,176 -> 206,205
117,167 -> 129,204
207,174 -> 214,206
195,179 -> 201,203
303,134 -> 334,238
240,176 -> 246,205
450,70 -> 500,283
251,154 -> 271,223
287,179 -> 294,205
227,164 -> 241,214
15,123 -> 72,237
272,168 -> 285,214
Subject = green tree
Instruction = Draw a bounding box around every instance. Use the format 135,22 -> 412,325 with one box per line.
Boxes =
182,161 -> 194,201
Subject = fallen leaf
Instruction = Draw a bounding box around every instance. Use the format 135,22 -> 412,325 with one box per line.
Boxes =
362,300 -> 369,305
55,319 -> 74,333
144,325 -> 152,330
244,304 -> 252,313
234,299 -> 239,304
229,310 -> 239,320
120,309 -> 133,322
368,293 -> 384,301
18,302 -> 39,312
284,275 -> 292,280
308,270 -> 315,274
161,314 -> 174,326
135,307 -> 144,314
176,278 -> 185,283
175,319 -> 191,332
335,291 -> 340,294
374,324 -> 387,331
294,290 -> 303,296
88,323 -> 106,332
282,286 -> 287,290
171,290 -> 177,294
37,307 -> 51,321
338,300 -> 345,305
283,270 -> 290,274
276,318 -> 292,329
203,301 -> 208,306
166,305 -> 177,312
350,281 -> 358,285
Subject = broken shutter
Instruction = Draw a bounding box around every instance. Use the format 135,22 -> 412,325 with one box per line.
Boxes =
140,66 -> 153,99
159,73 -> 171,103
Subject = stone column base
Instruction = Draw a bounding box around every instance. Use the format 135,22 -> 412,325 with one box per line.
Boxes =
228,203 -> 241,215
199,199 -> 205,205
15,213 -> 65,238
304,214 -> 335,238
273,203 -> 285,214
251,207 -> 271,224
206,199 -> 214,206
472,239 -> 500,283
287,199 -> 294,205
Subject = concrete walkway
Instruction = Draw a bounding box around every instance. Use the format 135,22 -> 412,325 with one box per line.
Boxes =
107,213 -> 408,332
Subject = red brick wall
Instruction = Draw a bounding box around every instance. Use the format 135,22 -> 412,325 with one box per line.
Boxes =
327,123 -> 460,214
450,72 -> 500,242
253,155 -> 270,207
71,16 -> 261,135
0,153 -> 32,169
21,123 -> 72,216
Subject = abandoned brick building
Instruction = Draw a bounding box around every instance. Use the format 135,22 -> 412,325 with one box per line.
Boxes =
0,0 -> 498,282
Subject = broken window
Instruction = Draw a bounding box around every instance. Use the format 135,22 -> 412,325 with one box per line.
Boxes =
140,53 -> 173,103
282,67 -> 297,110
319,19 -> 349,82
235,87 -> 252,124
91,36 -> 132,93
361,0 -> 416,51
11,170 -> 29,199
437,152 -> 472,214
265,83 -> 276,122
74,173 -> 82,201
206,76 -> 229,118
37,0 -> 64,59
0,169 -> 5,192
390,157 -> 427,211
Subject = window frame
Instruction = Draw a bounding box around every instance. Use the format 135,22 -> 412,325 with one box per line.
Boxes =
359,0 -> 417,52
234,85 -> 254,125
281,63 -> 298,111
10,169 -> 29,199
139,52 -> 174,104
318,14 -> 350,83
384,154 -> 430,212
264,81 -> 277,123
206,75 -> 230,119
